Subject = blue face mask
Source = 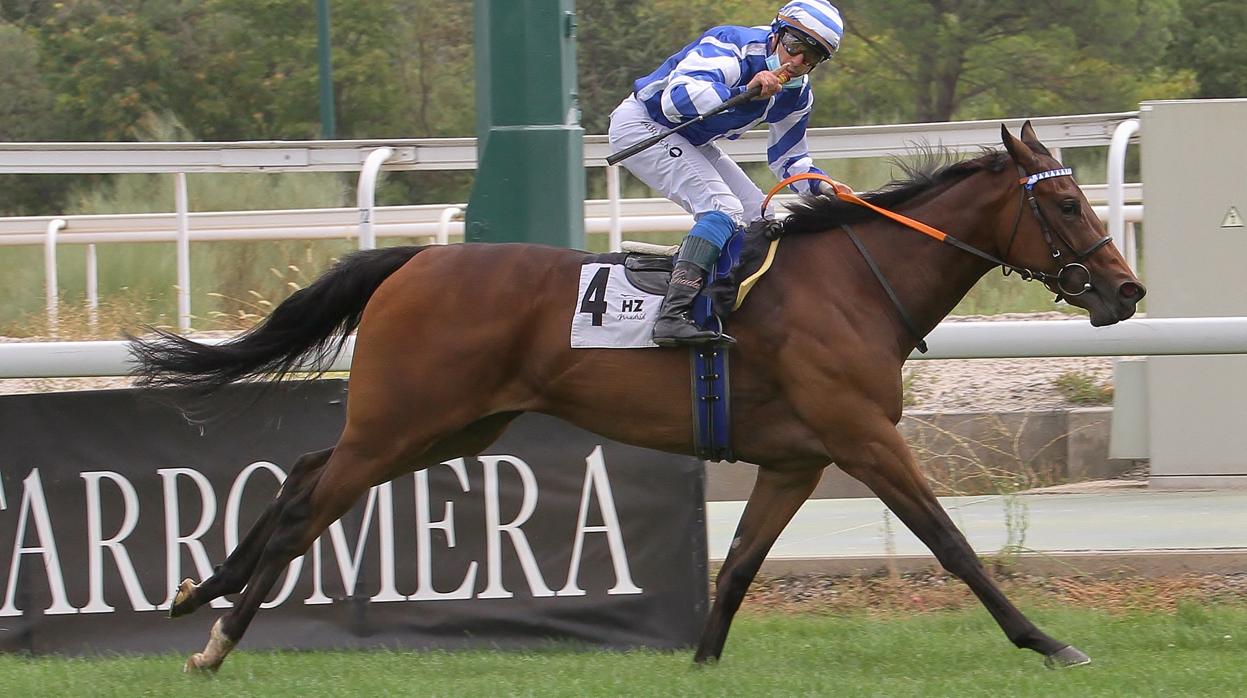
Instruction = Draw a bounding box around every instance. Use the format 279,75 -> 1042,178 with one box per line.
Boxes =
766,53 -> 805,89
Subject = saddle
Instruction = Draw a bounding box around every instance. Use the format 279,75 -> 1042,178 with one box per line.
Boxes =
578,218 -> 785,463
619,252 -> 675,295
588,217 -> 784,312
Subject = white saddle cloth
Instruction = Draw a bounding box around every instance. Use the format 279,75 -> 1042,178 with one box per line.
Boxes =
570,263 -> 665,349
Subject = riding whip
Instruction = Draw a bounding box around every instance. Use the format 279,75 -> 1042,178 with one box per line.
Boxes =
606,66 -> 792,166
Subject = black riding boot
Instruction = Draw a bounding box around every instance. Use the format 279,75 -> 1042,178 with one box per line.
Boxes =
653,249 -> 736,347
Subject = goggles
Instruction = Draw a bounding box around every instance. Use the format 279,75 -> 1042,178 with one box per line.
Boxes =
779,28 -> 833,65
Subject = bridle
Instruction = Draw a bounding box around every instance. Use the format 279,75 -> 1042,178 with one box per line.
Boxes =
764,165 -> 1114,301
1001,165 -> 1113,299
760,164 -> 1115,352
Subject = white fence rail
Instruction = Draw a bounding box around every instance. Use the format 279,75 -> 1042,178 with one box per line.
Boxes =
1,317 -> 1243,380
0,189 -> 1144,247
0,111 -> 1143,333
0,112 -> 1140,173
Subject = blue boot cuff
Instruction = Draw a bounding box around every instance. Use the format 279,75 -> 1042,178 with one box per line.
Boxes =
687,210 -> 737,249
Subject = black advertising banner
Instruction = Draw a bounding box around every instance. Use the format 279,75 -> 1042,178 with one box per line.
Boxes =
0,382 -> 708,655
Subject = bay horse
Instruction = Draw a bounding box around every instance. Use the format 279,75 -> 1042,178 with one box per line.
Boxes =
130,123 -> 1144,672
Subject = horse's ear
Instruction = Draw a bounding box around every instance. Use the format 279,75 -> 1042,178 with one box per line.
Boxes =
1001,124 -> 1035,166
1019,120 -> 1052,156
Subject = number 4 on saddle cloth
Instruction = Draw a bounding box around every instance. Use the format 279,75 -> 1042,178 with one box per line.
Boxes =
570,223 -> 780,462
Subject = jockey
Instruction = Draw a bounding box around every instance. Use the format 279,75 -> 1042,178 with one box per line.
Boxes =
608,1 -> 843,347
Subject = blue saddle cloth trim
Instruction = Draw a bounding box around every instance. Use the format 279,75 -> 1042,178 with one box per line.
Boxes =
689,228 -> 743,462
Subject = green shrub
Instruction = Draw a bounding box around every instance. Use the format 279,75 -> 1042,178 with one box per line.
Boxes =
1054,370 -> 1114,405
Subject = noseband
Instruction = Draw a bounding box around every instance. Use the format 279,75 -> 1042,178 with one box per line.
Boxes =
1002,166 -> 1113,299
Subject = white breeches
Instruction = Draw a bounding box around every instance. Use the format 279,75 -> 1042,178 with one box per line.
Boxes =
607,95 -> 765,226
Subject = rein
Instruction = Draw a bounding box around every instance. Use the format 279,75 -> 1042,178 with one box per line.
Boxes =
760,166 -> 1111,351
762,168 -> 1111,298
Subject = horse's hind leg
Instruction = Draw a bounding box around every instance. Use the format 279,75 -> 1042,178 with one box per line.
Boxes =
694,466 -> 822,664
183,414 -> 517,673
837,424 -> 1089,668
170,447 -> 334,618
183,442 -> 386,673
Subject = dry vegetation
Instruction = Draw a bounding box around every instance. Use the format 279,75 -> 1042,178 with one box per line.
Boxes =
740,570 -> 1247,617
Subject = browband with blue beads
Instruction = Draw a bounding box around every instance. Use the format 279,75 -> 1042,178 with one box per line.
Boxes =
1019,167 -> 1073,190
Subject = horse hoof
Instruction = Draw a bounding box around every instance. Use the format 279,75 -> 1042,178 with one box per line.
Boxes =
1044,645 -> 1091,669
691,652 -> 719,666
169,578 -> 198,618
183,652 -> 220,674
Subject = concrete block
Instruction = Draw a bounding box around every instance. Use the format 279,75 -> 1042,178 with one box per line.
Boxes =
706,408 -> 1123,500
705,461 -> 871,501
899,410 -> 1069,493
1068,407 -> 1134,480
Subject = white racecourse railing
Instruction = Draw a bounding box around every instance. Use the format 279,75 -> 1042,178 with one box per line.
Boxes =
2,317 -> 1245,380
0,191 -> 1142,246
0,112 -> 1143,332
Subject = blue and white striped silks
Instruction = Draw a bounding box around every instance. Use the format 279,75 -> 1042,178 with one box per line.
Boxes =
631,24 -> 826,196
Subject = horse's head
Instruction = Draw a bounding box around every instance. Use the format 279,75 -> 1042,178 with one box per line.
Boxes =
997,122 -> 1146,326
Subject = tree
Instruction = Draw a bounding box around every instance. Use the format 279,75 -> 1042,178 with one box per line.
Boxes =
0,0 -> 1222,215
821,0 -> 1193,124
578,0 -> 777,133
34,1 -> 192,140
0,21 -> 74,216
1168,0 -> 1247,98
0,23 -> 54,142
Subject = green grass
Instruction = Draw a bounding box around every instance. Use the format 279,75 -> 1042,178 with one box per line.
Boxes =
0,240 -> 357,335
1054,370 -> 1115,405
902,366 -> 925,407
2,607 -> 1244,697
951,270 -> 1082,317
0,167 -> 361,334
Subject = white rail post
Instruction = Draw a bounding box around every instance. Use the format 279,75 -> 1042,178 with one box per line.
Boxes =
175,172 -> 192,331
1127,221 -> 1138,271
44,218 -> 66,337
437,206 -> 462,245
86,243 -> 99,335
357,147 -> 395,250
606,165 -> 623,252
1108,119 -> 1140,272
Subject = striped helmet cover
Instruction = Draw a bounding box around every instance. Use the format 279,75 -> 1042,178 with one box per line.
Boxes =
773,0 -> 844,58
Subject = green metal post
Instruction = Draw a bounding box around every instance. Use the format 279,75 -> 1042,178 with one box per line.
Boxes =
316,0 -> 336,139
467,0 -> 585,248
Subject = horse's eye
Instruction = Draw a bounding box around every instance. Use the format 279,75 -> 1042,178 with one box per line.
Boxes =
1059,199 -> 1079,216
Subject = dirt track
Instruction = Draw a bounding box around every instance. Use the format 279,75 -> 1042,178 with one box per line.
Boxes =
742,569 -> 1247,616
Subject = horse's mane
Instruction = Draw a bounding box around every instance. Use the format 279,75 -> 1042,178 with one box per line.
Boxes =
708,148 -> 1012,315
781,148 -> 1011,235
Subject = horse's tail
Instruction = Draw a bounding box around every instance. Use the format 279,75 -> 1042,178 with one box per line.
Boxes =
129,245 -> 426,390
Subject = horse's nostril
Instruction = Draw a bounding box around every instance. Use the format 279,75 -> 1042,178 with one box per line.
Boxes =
1119,281 -> 1145,301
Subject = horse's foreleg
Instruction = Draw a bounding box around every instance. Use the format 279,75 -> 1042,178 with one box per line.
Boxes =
837,427 -> 1089,668
170,448 -> 334,619
694,466 -> 822,664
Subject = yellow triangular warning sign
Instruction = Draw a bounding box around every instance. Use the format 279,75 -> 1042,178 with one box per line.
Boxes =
1222,206 -> 1244,228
